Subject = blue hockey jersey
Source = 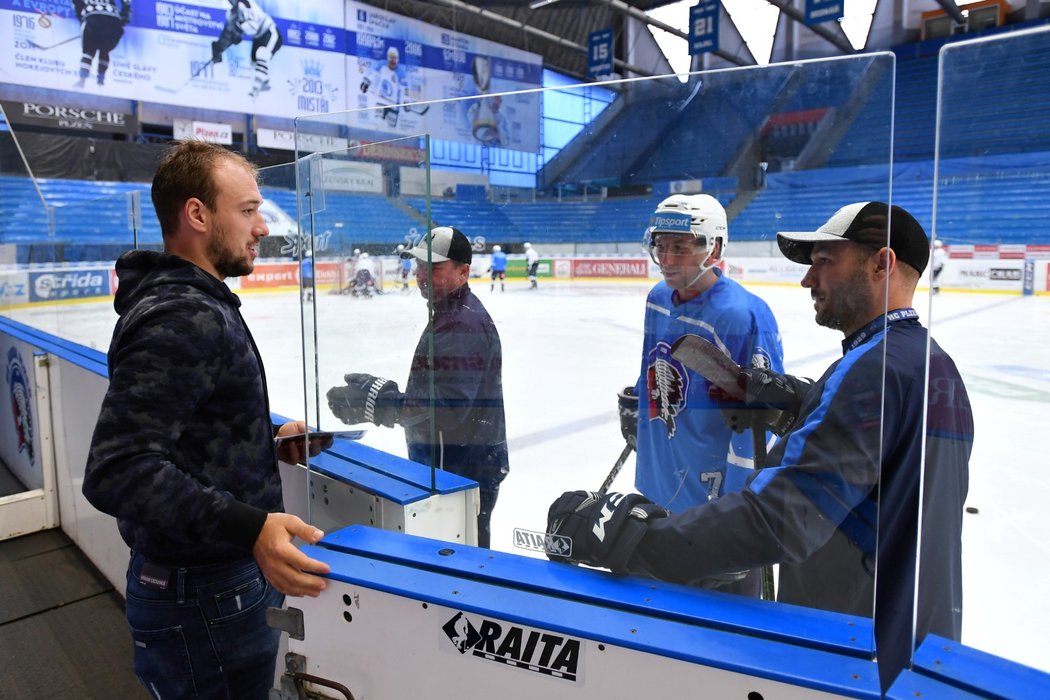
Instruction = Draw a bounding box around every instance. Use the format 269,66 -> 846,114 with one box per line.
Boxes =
634,270 -> 784,513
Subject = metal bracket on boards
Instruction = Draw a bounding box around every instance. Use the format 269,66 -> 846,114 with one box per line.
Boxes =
274,652 -> 357,700
266,606 -> 304,641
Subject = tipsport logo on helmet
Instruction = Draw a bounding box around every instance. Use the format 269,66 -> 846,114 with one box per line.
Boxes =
649,211 -> 692,234
441,611 -> 581,682
6,347 -> 34,466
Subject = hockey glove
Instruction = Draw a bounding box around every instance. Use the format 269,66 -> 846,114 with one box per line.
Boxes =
546,491 -> 666,574
617,385 -> 638,448
359,76 -> 371,94
211,40 -> 224,64
709,368 -> 813,437
326,373 -> 402,428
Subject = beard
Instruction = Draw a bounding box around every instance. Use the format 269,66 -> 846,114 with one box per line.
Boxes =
207,221 -> 253,278
815,265 -> 877,331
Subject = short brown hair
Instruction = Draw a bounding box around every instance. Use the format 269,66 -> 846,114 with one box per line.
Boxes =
151,140 -> 257,237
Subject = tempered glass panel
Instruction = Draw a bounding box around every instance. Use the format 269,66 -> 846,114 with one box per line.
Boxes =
0,103 -> 50,322
297,54 -> 897,676
926,26 -> 1050,675
293,126 -> 435,497
0,104 -> 145,504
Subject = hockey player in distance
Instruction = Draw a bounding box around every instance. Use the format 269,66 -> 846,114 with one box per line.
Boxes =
931,239 -> 949,294
396,244 -> 413,291
619,193 -> 784,597
360,45 -> 405,128
524,242 -> 540,289
350,252 -> 378,298
489,245 -> 507,292
211,0 -> 284,98
72,0 -> 131,89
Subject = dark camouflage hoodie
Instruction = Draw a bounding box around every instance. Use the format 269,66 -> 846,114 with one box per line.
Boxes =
83,250 -> 282,565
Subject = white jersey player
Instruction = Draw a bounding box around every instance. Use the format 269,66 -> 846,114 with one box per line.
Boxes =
626,194 -> 784,597
524,242 -> 539,289
931,239 -> 949,294
361,46 -> 406,127
212,0 -> 283,98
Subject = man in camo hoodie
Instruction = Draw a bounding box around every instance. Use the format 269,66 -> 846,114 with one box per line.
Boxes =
83,140 -> 330,699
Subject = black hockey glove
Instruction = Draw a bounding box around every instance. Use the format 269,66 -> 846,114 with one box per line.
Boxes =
546,491 -> 666,574
708,368 -> 813,437
617,385 -> 638,447
359,76 -> 371,93
326,373 -> 402,428
211,40 -> 224,64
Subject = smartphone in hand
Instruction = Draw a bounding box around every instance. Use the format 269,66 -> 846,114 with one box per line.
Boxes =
274,430 -> 366,447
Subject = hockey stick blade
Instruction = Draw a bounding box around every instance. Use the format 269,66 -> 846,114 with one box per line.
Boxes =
597,442 -> 635,497
670,334 -> 745,401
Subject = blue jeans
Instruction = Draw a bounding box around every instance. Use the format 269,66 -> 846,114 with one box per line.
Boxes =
125,552 -> 285,699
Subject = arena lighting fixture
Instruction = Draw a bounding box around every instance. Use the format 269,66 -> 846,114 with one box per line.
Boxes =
529,0 -> 563,8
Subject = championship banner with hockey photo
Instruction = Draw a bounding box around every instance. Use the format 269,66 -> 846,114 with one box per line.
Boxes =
1,0 -> 346,119
345,0 -> 542,152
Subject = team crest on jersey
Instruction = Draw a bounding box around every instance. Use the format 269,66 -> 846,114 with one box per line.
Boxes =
6,347 -> 34,465
751,347 -> 772,371
646,341 -> 688,438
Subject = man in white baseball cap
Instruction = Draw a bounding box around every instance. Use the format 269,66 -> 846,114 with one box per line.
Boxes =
328,226 -> 509,547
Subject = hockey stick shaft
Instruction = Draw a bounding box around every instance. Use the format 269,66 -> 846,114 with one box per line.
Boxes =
597,442 -> 634,497
157,59 -> 213,94
751,419 -> 775,601
29,34 -> 80,51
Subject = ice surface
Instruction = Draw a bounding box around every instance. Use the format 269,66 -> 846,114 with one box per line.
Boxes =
18,275 -> 1049,673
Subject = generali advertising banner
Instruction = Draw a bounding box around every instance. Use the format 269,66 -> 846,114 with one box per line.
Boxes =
1,0 -> 345,119
571,259 -> 648,278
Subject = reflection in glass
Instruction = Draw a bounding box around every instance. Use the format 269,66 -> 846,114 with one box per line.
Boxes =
298,53 -> 902,671
924,26 -> 1050,675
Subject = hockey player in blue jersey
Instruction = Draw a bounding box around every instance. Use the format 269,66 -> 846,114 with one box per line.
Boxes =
489,244 -> 508,292
622,193 -> 784,596
549,202 -> 973,692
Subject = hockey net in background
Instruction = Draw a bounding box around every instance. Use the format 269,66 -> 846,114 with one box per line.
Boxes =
333,257 -> 388,295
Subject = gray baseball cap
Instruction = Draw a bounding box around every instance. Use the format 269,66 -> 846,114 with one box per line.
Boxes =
401,226 -> 472,265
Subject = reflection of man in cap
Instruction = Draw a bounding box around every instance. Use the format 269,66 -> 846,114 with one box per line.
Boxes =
546,202 -> 973,693
328,227 -> 509,548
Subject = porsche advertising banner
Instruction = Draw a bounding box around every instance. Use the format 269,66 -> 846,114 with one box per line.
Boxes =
2,0 -> 344,119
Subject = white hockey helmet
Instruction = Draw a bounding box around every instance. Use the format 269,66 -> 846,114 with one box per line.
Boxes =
360,252 -> 370,259
396,244 -> 405,252
933,239 -> 944,248
353,248 -> 361,256
646,194 -> 727,285
647,194 -> 728,252
523,242 -> 532,250
493,245 -> 501,252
